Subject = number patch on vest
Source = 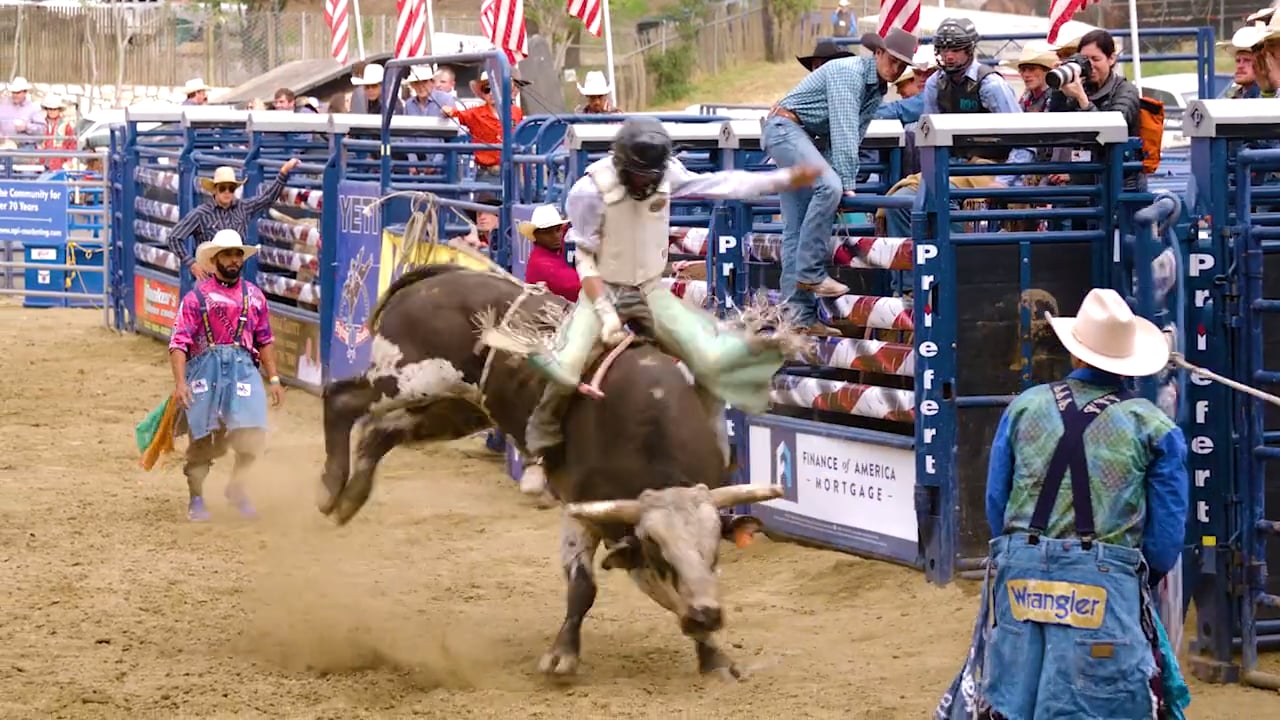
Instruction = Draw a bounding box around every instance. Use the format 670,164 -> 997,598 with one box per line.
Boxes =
1006,579 -> 1108,629
190,379 -> 209,394
236,382 -> 252,397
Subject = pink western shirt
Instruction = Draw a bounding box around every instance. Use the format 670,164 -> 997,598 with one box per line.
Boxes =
168,277 -> 275,361
525,244 -> 581,302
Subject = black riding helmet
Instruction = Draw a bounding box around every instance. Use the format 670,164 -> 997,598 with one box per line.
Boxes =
612,116 -> 672,201
933,17 -> 979,76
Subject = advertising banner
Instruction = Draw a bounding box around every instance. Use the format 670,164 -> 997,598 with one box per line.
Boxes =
271,311 -> 323,389
0,181 -> 69,243
328,180 -> 383,381
747,418 -> 919,564
133,274 -> 181,339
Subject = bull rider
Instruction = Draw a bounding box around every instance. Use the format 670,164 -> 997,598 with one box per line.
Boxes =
936,287 -> 1191,719
507,117 -> 820,497
169,229 -> 285,521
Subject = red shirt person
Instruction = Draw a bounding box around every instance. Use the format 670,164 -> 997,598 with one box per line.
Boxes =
519,204 -> 579,302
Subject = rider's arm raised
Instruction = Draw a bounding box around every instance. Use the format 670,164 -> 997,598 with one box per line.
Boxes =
665,157 -> 807,201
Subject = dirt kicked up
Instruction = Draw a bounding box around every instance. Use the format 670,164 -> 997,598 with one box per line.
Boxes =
1,300 -> 1276,719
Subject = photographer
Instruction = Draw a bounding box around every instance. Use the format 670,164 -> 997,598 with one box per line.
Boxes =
1044,30 -> 1141,188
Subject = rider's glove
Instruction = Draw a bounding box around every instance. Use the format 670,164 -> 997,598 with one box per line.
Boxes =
592,297 -> 628,346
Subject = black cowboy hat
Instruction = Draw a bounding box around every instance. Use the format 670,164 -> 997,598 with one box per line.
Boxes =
796,39 -> 855,71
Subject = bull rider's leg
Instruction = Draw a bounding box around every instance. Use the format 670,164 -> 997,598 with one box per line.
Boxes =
694,385 -> 731,470
645,287 -> 785,416
183,430 -> 228,521
521,298 -> 602,497
539,515 -> 601,675
225,428 -> 267,519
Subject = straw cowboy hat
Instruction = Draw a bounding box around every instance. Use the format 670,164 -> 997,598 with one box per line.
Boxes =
1046,288 -> 1170,377
197,166 -> 246,195
183,78 -> 212,96
1001,44 -> 1059,71
1217,23 -> 1272,50
475,70 -> 531,90
861,29 -> 923,69
351,63 -> 385,86
517,204 -> 569,239
577,70 -> 612,96
796,39 -> 855,71
195,229 -> 258,270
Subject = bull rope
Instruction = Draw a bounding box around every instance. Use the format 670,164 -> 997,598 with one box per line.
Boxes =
1170,352 -> 1280,409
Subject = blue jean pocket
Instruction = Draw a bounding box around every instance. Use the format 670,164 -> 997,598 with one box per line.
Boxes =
1069,637 -> 1154,717
982,619 -> 1037,715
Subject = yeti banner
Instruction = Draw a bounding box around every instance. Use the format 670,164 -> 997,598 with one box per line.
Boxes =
328,179 -> 383,381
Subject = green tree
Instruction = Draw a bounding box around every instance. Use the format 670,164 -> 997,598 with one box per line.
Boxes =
763,0 -> 816,63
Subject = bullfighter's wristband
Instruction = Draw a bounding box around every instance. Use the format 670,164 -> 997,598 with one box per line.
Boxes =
269,376 -> 281,385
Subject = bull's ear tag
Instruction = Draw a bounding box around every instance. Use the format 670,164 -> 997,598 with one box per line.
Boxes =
1088,643 -> 1115,659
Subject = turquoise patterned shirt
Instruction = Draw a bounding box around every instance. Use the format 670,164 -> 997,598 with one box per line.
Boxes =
777,55 -> 885,190
985,367 -> 1189,576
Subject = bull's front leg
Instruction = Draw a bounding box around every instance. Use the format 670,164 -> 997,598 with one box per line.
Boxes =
694,635 -> 741,680
539,515 -> 600,676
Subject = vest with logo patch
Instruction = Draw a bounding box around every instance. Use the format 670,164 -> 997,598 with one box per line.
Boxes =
935,64 -> 1008,161
585,156 -> 672,287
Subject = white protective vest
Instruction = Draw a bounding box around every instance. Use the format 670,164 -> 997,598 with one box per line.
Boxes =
585,156 -> 672,287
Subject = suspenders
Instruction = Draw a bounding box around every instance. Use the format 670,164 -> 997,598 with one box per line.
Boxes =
1026,382 -> 1133,549
193,282 -> 251,349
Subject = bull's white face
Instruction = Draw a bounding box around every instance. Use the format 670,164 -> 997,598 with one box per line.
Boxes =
570,484 -> 784,638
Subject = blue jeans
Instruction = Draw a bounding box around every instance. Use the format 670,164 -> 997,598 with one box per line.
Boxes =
884,185 -> 968,295
761,116 -> 842,326
983,534 -> 1157,720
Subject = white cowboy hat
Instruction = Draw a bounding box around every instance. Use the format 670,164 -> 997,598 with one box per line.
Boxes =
517,204 -> 569,239
577,71 -> 612,97
1218,23 -> 1271,50
7,76 -> 32,93
195,229 -> 258,270
407,64 -> 436,83
40,93 -> 64,110
1046,288 -> 1170,377
183,78 -> 212,96
197,166 -> 246,194
351,63 -> 385,86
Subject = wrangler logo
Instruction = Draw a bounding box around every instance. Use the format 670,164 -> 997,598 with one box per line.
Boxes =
1006,579 -> 1107,629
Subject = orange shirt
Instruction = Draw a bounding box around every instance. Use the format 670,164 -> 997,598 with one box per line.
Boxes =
453,103 -> 524,167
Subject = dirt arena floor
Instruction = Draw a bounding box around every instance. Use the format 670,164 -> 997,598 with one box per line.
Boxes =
2,301 -> 1277,719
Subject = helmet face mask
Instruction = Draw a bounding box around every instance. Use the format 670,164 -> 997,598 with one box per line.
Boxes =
613,117 -> 672,201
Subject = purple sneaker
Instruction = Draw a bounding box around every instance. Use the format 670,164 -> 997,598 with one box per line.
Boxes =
225,486 -> 257,519
188,496 -> 211,522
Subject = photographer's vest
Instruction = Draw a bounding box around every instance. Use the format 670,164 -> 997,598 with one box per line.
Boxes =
585,156 -> 671,287
935,63 -> 1008,161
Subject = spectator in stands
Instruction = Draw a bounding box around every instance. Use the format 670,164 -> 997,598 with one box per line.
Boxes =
0,77 -> 45,145
519,204 -> 579,302
349,63 -> 404,116
434,66 -> 458,96
182,78 -> 211,106
450,198 -> 503,250
873,45 -> 938,126
1004,44 -> 1058,112
168,229 -> 286,522
796,39 -> 853,72
273,88 -> 297,111
762,29 -> 916,335
167,160 -> 301,281
403,65 -> 456,118
325,92 -> 349,113
443,70 -> 525,181
831,0 -> 854,38
37,93 -> 76,171
967,287 -> 1189,719
1221,25 -> 1263,98
575,71 -> 619,114
1253,16 -> 1280,97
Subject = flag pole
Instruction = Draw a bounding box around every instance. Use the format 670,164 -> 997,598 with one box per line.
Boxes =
603,0 -> 618,106
353,0 -> 367,59
1126,0 -> 1142,87
425,0 -> 437,55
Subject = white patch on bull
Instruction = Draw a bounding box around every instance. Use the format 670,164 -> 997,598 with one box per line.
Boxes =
639,355 -> 659,367
365,335 -> 483,415
367,335 -> 406,380
651,388 -> 665,400
676,361 -> 695,384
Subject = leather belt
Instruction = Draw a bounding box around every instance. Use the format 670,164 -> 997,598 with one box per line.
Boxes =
767,105 -> 802,126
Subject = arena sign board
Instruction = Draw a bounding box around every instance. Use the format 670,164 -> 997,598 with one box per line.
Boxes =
133,274 -> 180,340
0,180 -> 70,244
745,416 -> 919,564
328,179 -> 383,381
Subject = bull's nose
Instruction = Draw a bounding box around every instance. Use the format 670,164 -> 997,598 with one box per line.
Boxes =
682,605 -> 723,634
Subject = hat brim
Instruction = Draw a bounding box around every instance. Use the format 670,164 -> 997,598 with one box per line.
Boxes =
1047,313 -> 1171,377
198,177 -> 246,194
518,220 -> 567,239
795,52 -> 854,70
860,32 -> 922,69
195,242 -> 258,270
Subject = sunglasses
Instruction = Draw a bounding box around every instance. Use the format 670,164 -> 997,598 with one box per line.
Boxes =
216,184 -> 237,193
479,83 -> 491,94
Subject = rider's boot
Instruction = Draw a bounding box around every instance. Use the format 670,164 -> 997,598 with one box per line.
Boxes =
521,381 -> 576,496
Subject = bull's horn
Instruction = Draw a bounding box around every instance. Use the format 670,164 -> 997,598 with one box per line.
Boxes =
709,484 -> 784,509
564,499 -> 645,525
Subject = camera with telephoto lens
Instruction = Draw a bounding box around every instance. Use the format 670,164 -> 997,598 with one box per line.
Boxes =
1046,54 -> 1092,89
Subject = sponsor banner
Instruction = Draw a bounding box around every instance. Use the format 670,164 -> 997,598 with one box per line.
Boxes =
272,311 -> 323,389
134,275 -> 180,338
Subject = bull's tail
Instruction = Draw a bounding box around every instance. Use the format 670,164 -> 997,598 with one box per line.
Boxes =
368,264 -> 467,332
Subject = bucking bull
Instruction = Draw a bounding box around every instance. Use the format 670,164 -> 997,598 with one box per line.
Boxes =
318,263 -> 792,679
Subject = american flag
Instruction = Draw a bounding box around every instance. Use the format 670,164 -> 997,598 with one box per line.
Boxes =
877,0 -> 920,37
396,0 -> 428,58
566,0 -> 603,37
481,0 -> 529,65
324,0 -> 351,63
1047,0 -> 1100,44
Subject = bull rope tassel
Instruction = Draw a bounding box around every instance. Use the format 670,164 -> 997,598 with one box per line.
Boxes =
1169,352 -> 1280,409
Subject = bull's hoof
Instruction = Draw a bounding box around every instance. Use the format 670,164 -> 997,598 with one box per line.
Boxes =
537,649 -> 579,676
711,664 -> 744,682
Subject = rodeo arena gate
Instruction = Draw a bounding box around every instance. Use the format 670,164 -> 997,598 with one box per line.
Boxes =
0,28 -> 1268,690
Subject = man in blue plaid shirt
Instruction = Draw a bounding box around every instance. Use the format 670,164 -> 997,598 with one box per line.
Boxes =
762,29 -> 919,334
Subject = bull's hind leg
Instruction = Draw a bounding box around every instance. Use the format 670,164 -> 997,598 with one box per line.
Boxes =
319,376 -> 380,515
539,516 -> 601,677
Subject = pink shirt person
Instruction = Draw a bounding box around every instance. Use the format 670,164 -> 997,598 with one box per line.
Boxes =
169,277 -> 275,363
519,204 -> 579,302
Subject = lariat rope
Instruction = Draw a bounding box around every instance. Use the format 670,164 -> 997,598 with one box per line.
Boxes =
1170,352 -> 1280,409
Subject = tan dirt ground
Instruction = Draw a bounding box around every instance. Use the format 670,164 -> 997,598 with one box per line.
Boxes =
1,301 -> 1277,719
